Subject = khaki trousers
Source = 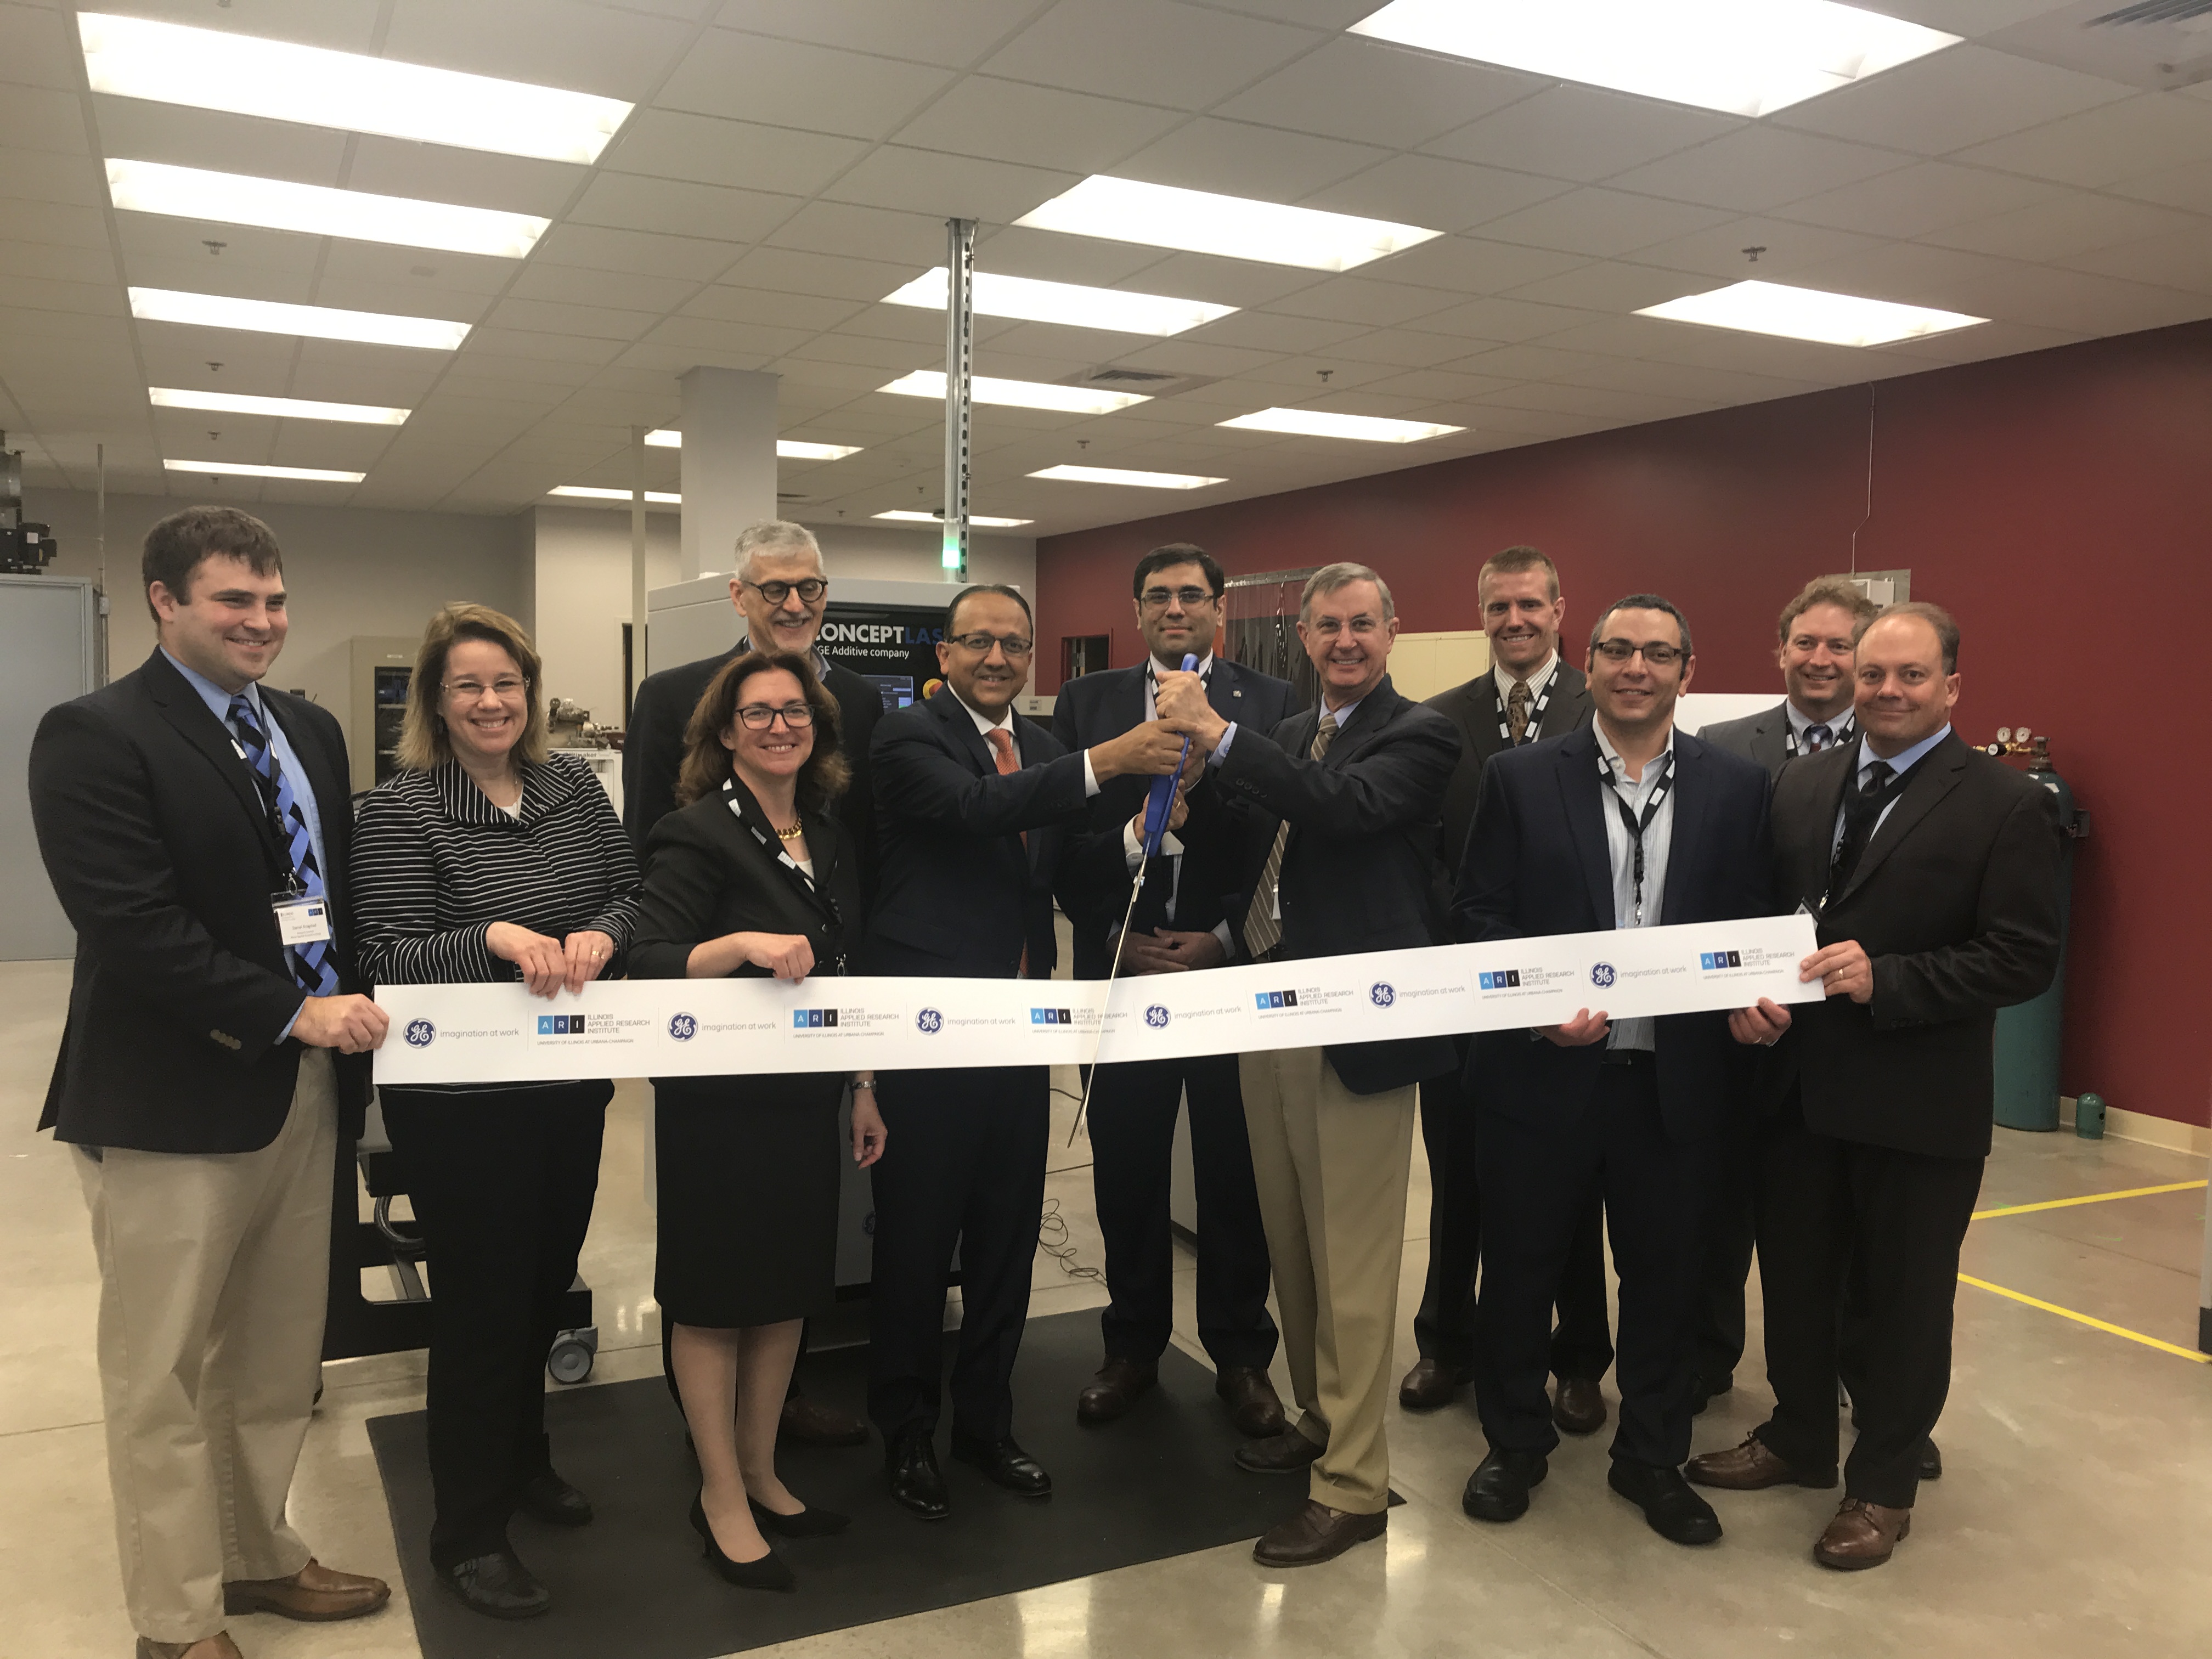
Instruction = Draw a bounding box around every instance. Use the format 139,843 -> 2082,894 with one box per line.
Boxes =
75,1049 -> 338,1643
1238,1046 -> 1416,1515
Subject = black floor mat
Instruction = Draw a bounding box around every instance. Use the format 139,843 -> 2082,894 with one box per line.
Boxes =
366,1310 -> 1299,1658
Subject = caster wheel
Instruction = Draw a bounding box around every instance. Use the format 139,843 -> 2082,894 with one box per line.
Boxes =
548,1326 -> 599,1385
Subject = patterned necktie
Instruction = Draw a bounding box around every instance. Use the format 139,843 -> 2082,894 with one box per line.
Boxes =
984,727 -> 1029,977
1830,760 -> 1899,892
1804,723 -> 1832,753
228,693 -> 338,997
1241,711 -> 1338,961
1506,678 -> 1532,745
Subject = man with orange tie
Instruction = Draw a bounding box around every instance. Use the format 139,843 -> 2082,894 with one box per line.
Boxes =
861,584 -> 1186,1520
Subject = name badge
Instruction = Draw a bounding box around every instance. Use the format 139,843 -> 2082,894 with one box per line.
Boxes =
273,894 -> 332,945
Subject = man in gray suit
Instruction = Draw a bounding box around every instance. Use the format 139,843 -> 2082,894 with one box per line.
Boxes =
1690,575 -> 1877,1410
1400,546 -> 1613,1433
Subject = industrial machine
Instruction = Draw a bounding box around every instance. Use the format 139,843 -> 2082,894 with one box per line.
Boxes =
2,435 -> 59,574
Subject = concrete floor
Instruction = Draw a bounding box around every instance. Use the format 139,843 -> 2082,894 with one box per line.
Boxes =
5,953 -> 2210,1659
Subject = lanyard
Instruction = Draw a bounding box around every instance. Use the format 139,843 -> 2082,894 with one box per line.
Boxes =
1600,749 -> 1674,926
723,780 -> 847,966
1143,659 -> 1210,722
1497,662 -> 1559,745
229,733 -> 307,896
1783,712 -> 1853,759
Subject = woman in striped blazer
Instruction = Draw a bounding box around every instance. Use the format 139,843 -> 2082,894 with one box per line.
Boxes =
353,603 -> 642,1623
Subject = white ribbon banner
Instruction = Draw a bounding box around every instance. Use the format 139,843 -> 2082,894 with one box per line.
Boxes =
371,913 -> 1820,1087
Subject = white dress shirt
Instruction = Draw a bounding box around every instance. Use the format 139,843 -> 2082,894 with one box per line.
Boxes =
1594,720 -> 1677,1053
1784,698 -> 1854,755
1493,652 -> 1559,720
951,687 -> 1102,797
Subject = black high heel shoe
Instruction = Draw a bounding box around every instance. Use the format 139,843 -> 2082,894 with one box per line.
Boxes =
749,1494 -> 851,1537
689,1493 -> 797,1592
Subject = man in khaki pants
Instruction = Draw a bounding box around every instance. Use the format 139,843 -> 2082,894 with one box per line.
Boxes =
1156,563 -> 1458,1566
29,507 -> 392,1658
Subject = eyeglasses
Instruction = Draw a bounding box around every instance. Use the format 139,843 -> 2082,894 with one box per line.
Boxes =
1139,585 -> 1216,611
949,631 -> 1034,658
1592,640 -> 1687,667
743,578 -> 827,605
443,677 -> 530,701
735,703 -> 815,730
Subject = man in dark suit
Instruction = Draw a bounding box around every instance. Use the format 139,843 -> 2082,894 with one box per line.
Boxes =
1052,543 -> 1295,1438
1455,594 -> 1774,1548
1155,563 -> 1458,1568
623,518 -> 883,1447
864,583 -> 1186,1520
1688,602 -> 2062,1570
29,507 -> 393,1658
1403,543 -> 1613,1436
1690,575 -> 1878,1411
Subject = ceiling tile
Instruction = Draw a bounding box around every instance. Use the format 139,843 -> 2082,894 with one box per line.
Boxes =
1413,295 -> 1600,343
1300,154 -> 1570,236
1771,43 -> 2130,155
0,272 -> 123,314
1215,35 -> 1536,151
0,240 -> 117,285
1629,217 -> 1892,281
339,140 -> 588,217
1609,129 -> 1909,215
1477,189 -> 1736,259
1951,93 -> 2212,189
980,0 -> 1317,109
1072,250 -> 1325,308
7,199 -> 112,252
820,145 -> 1075,223
508,262 -> 700,311
708,0 -> 1043,70
2110,159 -> 2212,216
600,110 -> 870,194
87,97 -> 351,188
658,30 -> 955,140
0,144 -> 106,207
382,0 -> 696,100
1180,311 -> 1372,353
2061,231 -> 2212,296
1778,161 -> 2061,240
0,84 -> 89,156
765,200 -> 952,265
1502,261 -> 1707,314
1316,329 -> 1486,368
318,244 -> 520,301
1372,235 -> 1588,294
484,297 -> 662,340
1426,87 -> 1739,185
890,77 -> 1184,176
640,314 -> 818,358
720,244 -> 923,302
1113,117 -> 1391,201
566,174 -> 799,242
969,225 -> 1170,286
1267,276 -> 1460,327
1926,191 -> 2203,263
0,3 -> 79,91
1355,365 -> 1515,401
681,285 -> 867,331
533,222 -> 748,281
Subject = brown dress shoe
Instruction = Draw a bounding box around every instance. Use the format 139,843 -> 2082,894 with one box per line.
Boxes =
778,1392 -> 868,1447
1252,1499 -> 1387,1567
1234,1427 -> 1325,1474
1685,1435 -> 1837,1491
1814,1497 -> 1911,1570
1076,1357 -> 1158,1425
222,1559 -> 390,1622
1216,1365 -> 1288,1437
1398,1356 -> 1467,1411
1550,1376 -> 1607,1436
136,1637 -> 242,1659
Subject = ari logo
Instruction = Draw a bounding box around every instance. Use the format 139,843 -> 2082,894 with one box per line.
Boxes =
1144,1004 -> 1171,1029
1369,982 -> 1395,1008
403,1018 -> 436,1048
794,1009 -> 842,1029
668,1013 -> 697,1041
916,1008 -> 944,1035
1478,970 -> 1523,990
1590,962 -> 1617,989
1255,990 -> 1300,1010
1700,950 -> 1744,970
1031,1008 -> 1076,1025
537,1014 -> 588,1035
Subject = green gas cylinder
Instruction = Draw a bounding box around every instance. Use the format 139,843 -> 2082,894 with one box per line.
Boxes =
1993,736 -> 2085,1132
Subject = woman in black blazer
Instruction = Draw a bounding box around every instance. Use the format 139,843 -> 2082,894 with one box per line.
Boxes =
630,647 -> 884,1593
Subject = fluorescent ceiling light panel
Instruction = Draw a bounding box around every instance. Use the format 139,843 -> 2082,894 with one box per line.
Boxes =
1030,465 -> 1225,490
874,510 -> 1034,529
1218,408 -> 1464,443
1635,279 -> 1985,347
1349,0 -> 1959,119
129,287 -> 470,351
150,387 -> 409,425
163,459 -> 364,483
1014,176 -> 1439,273
549,486 -> 682,504
108,160 -> 549,259
78,13 -> 633,163
880,371 -> 1149,415
646,430 -> 865,461
882,268 -> 1236,336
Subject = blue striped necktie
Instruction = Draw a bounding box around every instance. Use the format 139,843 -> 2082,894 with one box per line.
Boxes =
228,693 -> 339,997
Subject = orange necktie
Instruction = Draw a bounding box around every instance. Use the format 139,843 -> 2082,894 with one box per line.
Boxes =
985,726 -> 1029,977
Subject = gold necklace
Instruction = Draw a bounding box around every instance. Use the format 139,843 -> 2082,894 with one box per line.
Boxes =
776,820 -> 804,840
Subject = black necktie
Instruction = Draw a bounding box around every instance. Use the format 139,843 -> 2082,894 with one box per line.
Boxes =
1831,760 -> 1900,891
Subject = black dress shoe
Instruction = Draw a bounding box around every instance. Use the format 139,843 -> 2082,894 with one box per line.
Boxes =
1216,1365 -> 1289,1438
750,1494 -> 851,1537
1920,1438 -> 1943,1481
1608,1460 -> 1723,1546
436,1547 -> 550,1620
514,1470 -> 592,1527
1691,1374 -> 1734,1417
950,1431 -> 1052,1497
1398,1356 -> 1469,1411
1462,1448 -> 1548,1522
1076,1357 -> 1158,1425
1551,1376 -> 1607,1435
689,1494 -> 796,1592
780,1392 -> 869,1448
885,1426 -> 951,1521
1235,1427 -> 1325,1475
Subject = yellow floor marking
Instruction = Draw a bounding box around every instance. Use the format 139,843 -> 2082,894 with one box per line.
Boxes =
1972,1180 -> 2206,1221
1957,1274 -> 2209,1364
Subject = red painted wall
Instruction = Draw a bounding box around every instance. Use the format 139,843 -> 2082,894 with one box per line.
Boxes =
1037,320 -> 2212,1130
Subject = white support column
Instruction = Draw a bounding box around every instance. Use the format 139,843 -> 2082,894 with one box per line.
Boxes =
678,366 -> 779,579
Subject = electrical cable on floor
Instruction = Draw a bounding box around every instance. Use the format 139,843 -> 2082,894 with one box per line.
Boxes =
1038,1195 -> 1103,1283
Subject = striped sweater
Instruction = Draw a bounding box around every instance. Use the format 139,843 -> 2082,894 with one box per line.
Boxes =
353,753 -> 643,991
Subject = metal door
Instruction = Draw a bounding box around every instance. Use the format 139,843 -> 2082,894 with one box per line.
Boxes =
1,576 -> 98,960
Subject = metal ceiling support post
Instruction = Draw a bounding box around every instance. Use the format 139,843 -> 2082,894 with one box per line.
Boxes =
942,216 -> 975,583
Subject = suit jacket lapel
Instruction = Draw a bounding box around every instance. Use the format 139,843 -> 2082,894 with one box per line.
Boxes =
1322,678 -> 1397,771
1834,738 -> 1967,907
1659,734 -> 1711,926
142,651 -> 281,864
1205,659 -> 1243,724
931,688 -> 996,776
1555,727 -> 1615,928
1536,663 -> 1587,740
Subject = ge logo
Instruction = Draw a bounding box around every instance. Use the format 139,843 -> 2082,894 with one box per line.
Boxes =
1144,1004 -> 1171,1029
916,1008 -> 944,1034
403,1018 -> 436,1048
1369,982 -> 1395,1007
668,1013 -> 697,1041
1591,962 -> 1617,989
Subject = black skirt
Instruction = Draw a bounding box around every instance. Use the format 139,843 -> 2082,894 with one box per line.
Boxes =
653,1072 -> 844,1329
